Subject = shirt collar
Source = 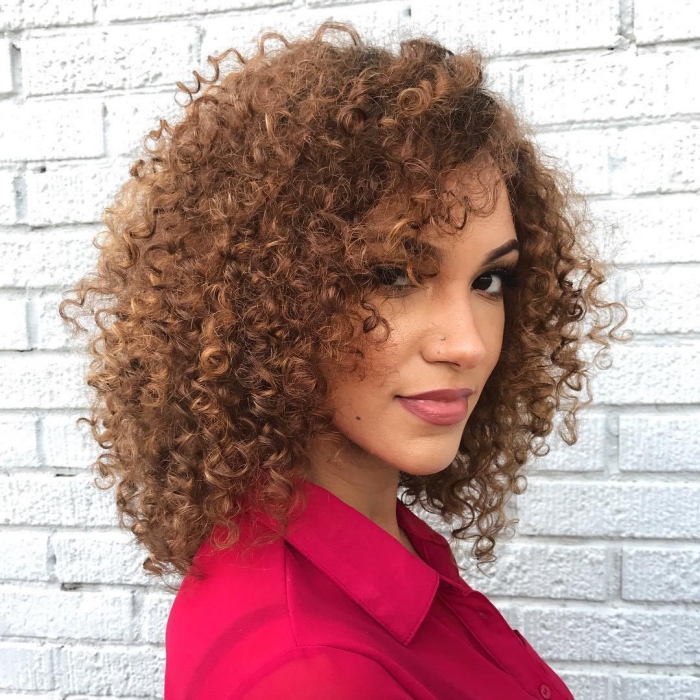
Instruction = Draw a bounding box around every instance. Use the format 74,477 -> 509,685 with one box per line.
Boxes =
252,480 -> 469,646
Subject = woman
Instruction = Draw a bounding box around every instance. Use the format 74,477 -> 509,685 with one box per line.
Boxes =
59,20 -> 629,699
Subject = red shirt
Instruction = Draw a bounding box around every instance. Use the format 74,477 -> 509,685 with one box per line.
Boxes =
164,481 -> 575,699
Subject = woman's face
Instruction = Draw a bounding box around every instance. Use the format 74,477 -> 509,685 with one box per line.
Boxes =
317,165 -> 520,482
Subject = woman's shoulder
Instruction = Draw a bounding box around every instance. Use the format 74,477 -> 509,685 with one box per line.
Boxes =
164,518 -> 295,699
164,521 -> 410,699
226,644 -> 412,699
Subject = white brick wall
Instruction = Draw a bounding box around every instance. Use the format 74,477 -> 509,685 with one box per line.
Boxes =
0,39 -> 13,94
1,0 -> 698,698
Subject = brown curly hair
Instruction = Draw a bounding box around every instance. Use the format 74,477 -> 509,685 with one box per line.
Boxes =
58,20 -> 630,589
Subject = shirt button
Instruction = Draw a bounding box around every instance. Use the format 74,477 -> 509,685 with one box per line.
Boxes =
539,683 -> 551,699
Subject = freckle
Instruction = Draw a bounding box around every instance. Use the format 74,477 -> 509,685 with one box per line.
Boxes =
355,416 -> 361,420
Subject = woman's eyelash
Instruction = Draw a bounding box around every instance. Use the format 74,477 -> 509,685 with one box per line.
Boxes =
370,262 -> 522,298
477,264 -> 522,296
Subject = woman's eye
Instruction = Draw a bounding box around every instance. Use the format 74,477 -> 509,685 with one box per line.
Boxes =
473,272 -> 503,296
371,264 -> 519,297
372,266 -> 413,289
472,266 -> 519,299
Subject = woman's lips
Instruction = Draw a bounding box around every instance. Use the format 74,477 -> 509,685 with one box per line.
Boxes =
396,396 -> 469,426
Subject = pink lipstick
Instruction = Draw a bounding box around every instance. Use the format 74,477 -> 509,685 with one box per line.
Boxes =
396,388 -> 474,426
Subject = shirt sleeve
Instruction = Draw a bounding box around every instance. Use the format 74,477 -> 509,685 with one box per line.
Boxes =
228,645 -> 411,700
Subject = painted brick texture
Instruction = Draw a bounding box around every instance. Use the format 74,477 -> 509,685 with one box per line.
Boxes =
1,1 -> 698,698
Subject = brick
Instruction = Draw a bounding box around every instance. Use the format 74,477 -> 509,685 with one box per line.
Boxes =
297,1 -> 410,51
0,585 -> 132,641
0,171 -> 16,224
58,644 -> 164,696
0,531 -> 49,581
410,0 -> 619,57
0,228 -> 100,287
103,0 -> 287,22
0,354 -> 92,411
203,13 -> 270,64
635,0 -> 700,44
0,1 -> 21,31
35,289 -> 104,355
529,413 -> 608,472
617,264 -> 700,334
52,531 -> 153,586
0,296 -> 29,350
458,542 -> 609,601
24,25 -> 199,96
622,548 -> 700,602
619,413 -> 700,473
25,162 -> 129,225
619,673 -> 700,698
0,415 -> 38,468
557,668 -> 611,700
140,591 -> 176,644
306,0 -> 377,4
0,39 -> 13,95
42,413 -> 101,469
10,0 -> 93,28
481,60 -> 517,106
531,128 -> 611,195
519,48 -> 700,126
555,673 -> 608,700
35,292 -> 83,351
609,122 -> 700,195
0,100 -> 103,162
0,0 -> 93,31
589,193 -> 700,264
0,474 -> 118,528
499,607 -> 523,633
520,607 -> 700,665
104,92 -> 184,157
0,641 -> 55,690
0,690 -> 61,700
517,479 -> 700,538
201,2 -> 408,63
591,342 -> 700,405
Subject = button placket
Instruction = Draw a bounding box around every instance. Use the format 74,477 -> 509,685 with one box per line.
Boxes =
444,588 -> 562,698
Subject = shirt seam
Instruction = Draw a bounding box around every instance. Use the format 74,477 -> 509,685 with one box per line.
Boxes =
224,643 -> 417,699
283,541 -> 300,647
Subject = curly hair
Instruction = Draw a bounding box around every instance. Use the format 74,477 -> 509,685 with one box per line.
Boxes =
58,20 -> 630,589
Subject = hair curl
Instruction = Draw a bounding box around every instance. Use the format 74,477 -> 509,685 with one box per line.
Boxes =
58,20 -> 630,589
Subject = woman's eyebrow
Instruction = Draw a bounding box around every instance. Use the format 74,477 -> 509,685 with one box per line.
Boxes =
423,238 -> 520,264
481,238 -> 520,265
